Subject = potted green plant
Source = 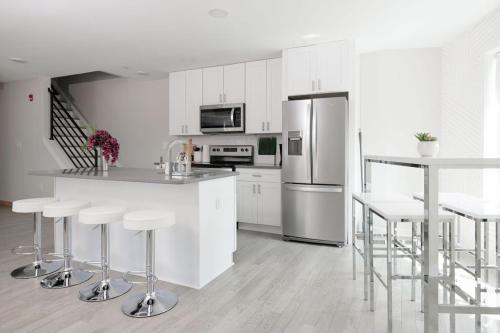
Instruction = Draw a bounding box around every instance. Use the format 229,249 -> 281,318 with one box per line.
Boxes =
415,132 -> 439,157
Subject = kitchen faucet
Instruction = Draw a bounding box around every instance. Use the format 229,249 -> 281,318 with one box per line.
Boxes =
165,139 -> 190,176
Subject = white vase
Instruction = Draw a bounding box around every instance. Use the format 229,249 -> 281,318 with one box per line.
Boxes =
417,141 -> 439,157
97,147 -> 109,171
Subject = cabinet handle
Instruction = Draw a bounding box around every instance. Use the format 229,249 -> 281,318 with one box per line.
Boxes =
185,124 -> 188,133
258,184 -> 261,194
262,122 -> 265,131
252,174 -> 262,178
267,122 -> 270,131
253,184 -> 256,194
219,94 -> 222,103
312,80 -> 315,91
318,79 -> 322,91
181,125 -> 184,134
223,93 -> 226,103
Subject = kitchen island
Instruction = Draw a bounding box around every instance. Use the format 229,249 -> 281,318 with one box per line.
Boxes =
31,168 -> 237,289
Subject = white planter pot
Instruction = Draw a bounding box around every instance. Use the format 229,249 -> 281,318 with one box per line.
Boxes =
417,141 -> 439,157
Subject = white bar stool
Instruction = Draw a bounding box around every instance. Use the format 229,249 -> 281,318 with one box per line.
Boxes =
40,200 -> 94,289
10,198 -> 62,278
367,201 -> 456,333
121,210 -> 177,318
78,205 -> 132,302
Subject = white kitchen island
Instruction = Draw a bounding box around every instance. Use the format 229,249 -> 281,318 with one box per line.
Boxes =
31,168 -> 237,289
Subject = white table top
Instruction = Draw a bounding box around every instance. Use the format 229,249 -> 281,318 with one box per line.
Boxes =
353,192 -> 411,204
365,155 -> 500,169
440,198 -> 500,220
412,192 -> 478,203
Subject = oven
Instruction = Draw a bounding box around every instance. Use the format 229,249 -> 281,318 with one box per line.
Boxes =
200,103 -> 245,133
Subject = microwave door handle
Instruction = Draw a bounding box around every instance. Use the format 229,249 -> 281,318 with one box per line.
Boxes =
230,108 -> 235,126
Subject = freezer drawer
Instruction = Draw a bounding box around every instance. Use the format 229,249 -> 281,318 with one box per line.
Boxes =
282,183 -> 345,245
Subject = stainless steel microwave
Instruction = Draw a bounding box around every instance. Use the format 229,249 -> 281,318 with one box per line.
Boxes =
200,103 -> 245,133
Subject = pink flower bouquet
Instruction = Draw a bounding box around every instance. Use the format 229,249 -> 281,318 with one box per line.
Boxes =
86,129 -> 120,164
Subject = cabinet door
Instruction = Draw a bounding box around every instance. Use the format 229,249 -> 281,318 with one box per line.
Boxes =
236,181 -> 258,223
223,63 -> 245,104
286,46 -> 313,96
185,69 -> 202,135
245,60 -> 267,134
202,66 -> 224,105
315,41 -> 347,93
168,71 -> 186,135
258,182 -> 281,226
267,58 -> 282,133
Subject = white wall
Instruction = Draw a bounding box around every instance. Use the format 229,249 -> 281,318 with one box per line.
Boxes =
69,77 -> 282,167
0,77 -> 65,201
360,48 -> 442,196
441,9 -> 500,198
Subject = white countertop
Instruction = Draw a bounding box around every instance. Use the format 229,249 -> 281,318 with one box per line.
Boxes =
365,155 -> 500,168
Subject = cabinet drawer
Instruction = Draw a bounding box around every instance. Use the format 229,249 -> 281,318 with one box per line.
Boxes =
236,168 -> 281,183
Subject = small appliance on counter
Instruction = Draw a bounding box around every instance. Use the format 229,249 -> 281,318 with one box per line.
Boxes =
192,145 -> 254,171
258,137 -> 277,165
201,144 -> 210,163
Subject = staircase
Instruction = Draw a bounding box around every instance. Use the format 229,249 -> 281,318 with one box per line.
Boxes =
48,86 -> 98,168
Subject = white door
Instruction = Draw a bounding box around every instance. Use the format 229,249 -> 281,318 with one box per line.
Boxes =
258,182 -> 281,226
267,58 -> 282,133
202,66 -> 224,105
168,71 -> 186,135
236,181 -> 258,223
286,46 -> 313,96
315,41 -> 345,93
185,69 -> 202,135
223,63 -> 245,104
245,60 -> 267,134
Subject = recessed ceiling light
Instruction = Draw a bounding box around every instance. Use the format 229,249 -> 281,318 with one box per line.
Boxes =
10,57 -> 27,63
135,70 -> 149,76
208,8 -> 228,18
302,33 -> 320,40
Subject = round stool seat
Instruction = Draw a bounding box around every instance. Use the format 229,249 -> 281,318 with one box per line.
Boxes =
12,197 -> 57,213
123,210 -> 175,231
43,200 -> 90,218
79,206 -> 126,225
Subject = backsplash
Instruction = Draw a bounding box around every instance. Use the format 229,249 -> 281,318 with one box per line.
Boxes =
188,134 -> 282,165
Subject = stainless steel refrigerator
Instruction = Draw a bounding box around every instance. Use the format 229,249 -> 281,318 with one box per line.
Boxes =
282,96 -> 348,245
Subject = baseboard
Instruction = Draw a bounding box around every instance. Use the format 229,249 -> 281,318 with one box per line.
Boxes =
0,200 -> 12,208
238,222 -> 282,235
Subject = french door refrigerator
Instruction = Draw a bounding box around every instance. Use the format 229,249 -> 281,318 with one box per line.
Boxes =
282,96 -> 347,245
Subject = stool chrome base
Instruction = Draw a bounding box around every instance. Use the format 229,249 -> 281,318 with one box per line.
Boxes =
79,278 -> 132,302
11,261 -> 62,279
40,269 -> 93,289
122,290 -> 178,318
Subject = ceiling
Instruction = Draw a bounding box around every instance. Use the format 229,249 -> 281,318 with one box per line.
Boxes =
0,0 -> 499,82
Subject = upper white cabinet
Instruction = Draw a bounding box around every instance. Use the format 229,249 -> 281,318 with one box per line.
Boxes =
245,58 -> 282,134
169,69 -> 203,136
202,63 -> 245,105
223,63 -> 245,103
202,66 -> 224,105
283,40 -> 354,98
169,71 -> 186,136
185,69 -> 203,135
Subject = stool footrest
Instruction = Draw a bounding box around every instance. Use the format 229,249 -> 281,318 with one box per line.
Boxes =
123,270 -> 157,285
11,245 -> 36,255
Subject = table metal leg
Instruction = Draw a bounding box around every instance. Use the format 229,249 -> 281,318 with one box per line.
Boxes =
449,220 -> 456,333
393,222 -> 398,276
497,221 -> 500,292
421,222 -> 425,313
363,203 -> 369,301
485,222 -> 490,283
369,209 -> 375,312
443,222 -> 449,304
387,220 -> 393,333
411,222 -> 416,302
423,165 -> 440,333
475,219 -> 482,333
352,197 -> 356,281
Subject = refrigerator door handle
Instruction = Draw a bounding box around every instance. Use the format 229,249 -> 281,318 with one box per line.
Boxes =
312,103 -> 319,180
306,103 -> 311,180
284,184 -> 343,193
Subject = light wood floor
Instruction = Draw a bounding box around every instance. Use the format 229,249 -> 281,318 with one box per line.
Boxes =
0,206 -> 494,332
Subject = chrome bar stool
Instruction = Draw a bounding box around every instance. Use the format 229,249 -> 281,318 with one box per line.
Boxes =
121,210 -> 177,318
78,205 -> 132,302
10,198 -> 62,278
367,201 -> 456,333
40,200 -> 94,289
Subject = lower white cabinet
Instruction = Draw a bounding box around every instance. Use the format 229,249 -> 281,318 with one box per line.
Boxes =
236,169 -> 281,227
